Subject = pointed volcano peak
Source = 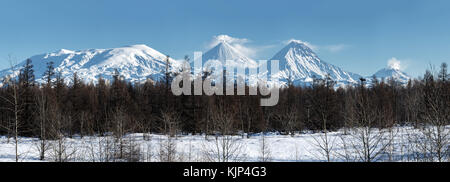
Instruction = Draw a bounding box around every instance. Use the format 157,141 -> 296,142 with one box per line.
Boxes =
209,41 -> 241,56
372,67 -> 410,84
269,39 -> 361,86
213,41 -> 232,51
203,41 -> 257,68
285,40 -> 316,53
205,42 -> 237,60
387,66 -> 401,71
273,40 -> 319,63
217,38 -> 231,45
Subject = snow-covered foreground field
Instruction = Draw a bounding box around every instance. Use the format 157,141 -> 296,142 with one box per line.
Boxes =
0,126 -> 448,162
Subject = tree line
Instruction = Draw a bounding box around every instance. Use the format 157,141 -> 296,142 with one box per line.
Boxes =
0,59 -> 448,140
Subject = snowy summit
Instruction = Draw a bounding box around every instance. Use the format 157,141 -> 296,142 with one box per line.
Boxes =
371,67 -> 411,85
202,40 -> 258,69
269,40 -> 362,87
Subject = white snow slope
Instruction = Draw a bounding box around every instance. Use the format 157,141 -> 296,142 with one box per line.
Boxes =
202,41 -> 258,69
189,41 -> 261,86
370,67 -> 411,85
0,45 -> 180,85
269,40 -> 362,87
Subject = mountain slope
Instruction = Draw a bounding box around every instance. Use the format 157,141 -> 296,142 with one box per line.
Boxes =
370,67 -> 411,84
201,41 -> 258,69
190,41 -> 260,85
0,42 -> 412,88
269,40 -> 361,86
0,44 -> 180,84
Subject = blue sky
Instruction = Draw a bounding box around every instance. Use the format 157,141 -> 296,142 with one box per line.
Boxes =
0,0 -> 449,77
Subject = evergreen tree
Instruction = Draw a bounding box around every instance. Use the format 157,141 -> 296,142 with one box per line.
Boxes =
19,59 -> 35,87
43,61 -> 55,87
18,58 -> 36,136
438,62 -> 448,82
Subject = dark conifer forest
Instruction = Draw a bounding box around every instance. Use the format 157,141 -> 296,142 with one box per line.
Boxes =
0,60 -> 448,139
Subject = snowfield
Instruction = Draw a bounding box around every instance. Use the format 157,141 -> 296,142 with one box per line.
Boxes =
0,126 -> 448,162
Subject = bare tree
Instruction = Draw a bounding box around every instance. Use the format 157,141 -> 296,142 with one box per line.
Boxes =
386,126 -> 399,161
0,58 -> 23,162
110,107 -> 135,160
35,89 -> 51,160
346,82 -> 390,162
418,69 -> 449,162
158,135 -> 178,162
137,118 -> 154,141
88,132 -> 116,162
142,140 -> 154,162
311,130 -> 335,162
202,106 -> 244,162
48,112 -> 76,162
157,110 -> 181,162
335,134 -> 356,162
122,135 -> 141,162
273,107 -> 298,136
49,133 -> 76,162
348,115 -> 390,162
159,110 -> 181,138
310,74 -> 338,162
258,133 -> 271,162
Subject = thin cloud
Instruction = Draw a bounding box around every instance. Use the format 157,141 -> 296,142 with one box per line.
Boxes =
208,34 -> 249,48
323,44 -> 349,53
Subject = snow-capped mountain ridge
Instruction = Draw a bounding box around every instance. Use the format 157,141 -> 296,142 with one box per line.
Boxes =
0,42 -> 413,88
0,44 -> 180,84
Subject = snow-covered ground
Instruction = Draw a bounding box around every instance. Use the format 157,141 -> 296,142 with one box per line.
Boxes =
0,126 -> 448,162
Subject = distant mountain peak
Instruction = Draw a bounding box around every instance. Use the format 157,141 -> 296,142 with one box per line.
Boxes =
208,41 -> 243,58
269,40 -> 361,87
285,40 -> 316,51
287,39 -> 310,46
371,67 -> 410,84
202,41 -> 258,68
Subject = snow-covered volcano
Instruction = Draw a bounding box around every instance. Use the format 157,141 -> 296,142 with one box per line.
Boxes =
269,40 -> 362,86
188,41 -> 260,85
201,41 -> 258,69
0,44 -> 180,84
370,67 -> 411,85
0,40 -> 412,88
